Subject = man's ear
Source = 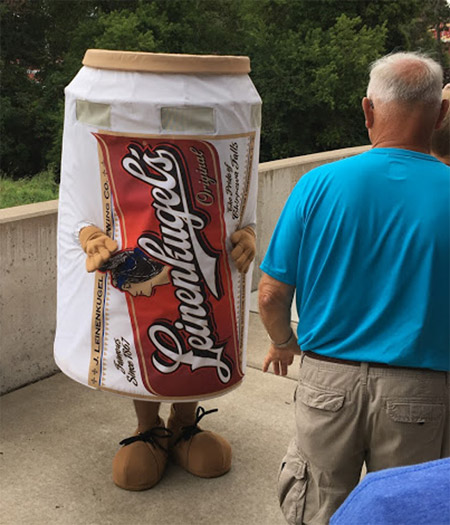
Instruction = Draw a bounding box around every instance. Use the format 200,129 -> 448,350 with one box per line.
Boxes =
435,98 -> 449,130
362,97 -> 374,129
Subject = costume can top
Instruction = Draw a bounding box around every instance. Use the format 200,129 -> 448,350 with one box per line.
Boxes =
82,49 -> 251,75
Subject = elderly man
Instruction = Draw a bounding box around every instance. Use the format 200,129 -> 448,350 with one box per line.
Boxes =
258,51 -> 450,525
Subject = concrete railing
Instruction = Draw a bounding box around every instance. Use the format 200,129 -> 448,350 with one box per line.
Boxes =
0,145 -> 369,394
0,200 -> 60,394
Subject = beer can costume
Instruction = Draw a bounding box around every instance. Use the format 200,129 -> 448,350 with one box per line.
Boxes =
54,50 -> 261,401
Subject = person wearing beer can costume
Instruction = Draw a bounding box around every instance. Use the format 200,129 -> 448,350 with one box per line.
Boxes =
54,50 -> 261,490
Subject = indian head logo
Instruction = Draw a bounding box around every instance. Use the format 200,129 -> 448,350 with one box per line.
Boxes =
94,133 -> 242,397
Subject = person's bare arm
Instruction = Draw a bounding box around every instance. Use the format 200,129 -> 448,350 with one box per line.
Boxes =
258,272 -> 300,376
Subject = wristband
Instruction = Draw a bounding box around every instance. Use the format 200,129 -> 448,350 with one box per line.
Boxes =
269,329 -> 295,349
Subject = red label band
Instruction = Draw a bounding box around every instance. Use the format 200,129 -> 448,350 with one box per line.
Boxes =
94,132 -> 242,397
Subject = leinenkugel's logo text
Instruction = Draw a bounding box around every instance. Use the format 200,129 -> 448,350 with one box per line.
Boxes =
94,132 -> 242,397
121,141 -> 233,384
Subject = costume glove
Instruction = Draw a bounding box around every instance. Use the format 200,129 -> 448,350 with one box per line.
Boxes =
230,225 -> 256,274
79,225 -> 118,273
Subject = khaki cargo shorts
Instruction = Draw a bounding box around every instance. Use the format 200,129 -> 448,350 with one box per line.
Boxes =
278,353 -> 449,525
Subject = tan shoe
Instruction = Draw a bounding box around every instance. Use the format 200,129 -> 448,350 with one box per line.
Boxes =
112,418 -> 172,491
169,407 -> 232,478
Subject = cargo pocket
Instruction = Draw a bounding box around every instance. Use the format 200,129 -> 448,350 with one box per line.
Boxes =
278,439 -> 308,525
386,400 -> 444,424
297,382 -> 345,412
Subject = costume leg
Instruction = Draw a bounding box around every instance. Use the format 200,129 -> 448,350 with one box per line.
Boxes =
134,399 -> 161,432
278,355 -> 365,525
112,400 -> 170,491
168,402 -> 232,478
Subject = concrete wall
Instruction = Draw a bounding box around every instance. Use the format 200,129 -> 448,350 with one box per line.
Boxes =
0,145 -> 369,394
0,201 -> 60,393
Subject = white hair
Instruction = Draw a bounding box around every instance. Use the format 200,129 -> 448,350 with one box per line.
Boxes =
367,52 -> 443,107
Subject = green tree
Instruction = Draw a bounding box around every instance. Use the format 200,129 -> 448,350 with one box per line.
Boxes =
0,0 -> 97,177
1,0 -> 50,177
0,0 -> 140,178
404,0 -> 450,74
240,1 -> 387,160
92,0 -> 246,54
1,0 -> 447,180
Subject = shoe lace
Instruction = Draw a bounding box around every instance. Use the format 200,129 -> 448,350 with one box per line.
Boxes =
119,426 -> 173,452
175,406 -> 218,444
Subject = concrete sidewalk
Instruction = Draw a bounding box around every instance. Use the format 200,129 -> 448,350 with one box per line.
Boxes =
0,313 -> 300,525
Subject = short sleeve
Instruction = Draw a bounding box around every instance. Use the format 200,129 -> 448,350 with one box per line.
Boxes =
260,182 -> 304,286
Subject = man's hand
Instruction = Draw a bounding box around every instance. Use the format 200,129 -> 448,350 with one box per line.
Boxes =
262,340 -> 300,376
230,225 -> 256,273
79,225 -> 118,273
262,345 -> 295,376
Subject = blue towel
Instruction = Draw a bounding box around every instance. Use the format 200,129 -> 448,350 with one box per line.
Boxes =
331,458 -> 450,525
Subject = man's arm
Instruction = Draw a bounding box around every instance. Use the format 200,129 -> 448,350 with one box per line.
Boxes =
258,272 -> 300,376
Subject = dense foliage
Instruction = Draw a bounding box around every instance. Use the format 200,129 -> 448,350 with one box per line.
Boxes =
1,0 -> 449,181
0,168 -> 59,208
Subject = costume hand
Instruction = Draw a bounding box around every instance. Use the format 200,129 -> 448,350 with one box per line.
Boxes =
230,225 -> 256,273
262,341 -> 300,376
79,225 -> 118,273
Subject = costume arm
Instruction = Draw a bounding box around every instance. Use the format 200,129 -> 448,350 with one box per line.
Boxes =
230,224 -> 256,273
258,272 -> 300,376
79,225 -> 118,273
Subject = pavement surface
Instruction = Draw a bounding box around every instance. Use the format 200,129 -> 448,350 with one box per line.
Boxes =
0,311 -> 302,525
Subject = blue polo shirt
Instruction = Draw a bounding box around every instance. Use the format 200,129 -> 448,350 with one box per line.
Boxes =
260,148 -> 450,371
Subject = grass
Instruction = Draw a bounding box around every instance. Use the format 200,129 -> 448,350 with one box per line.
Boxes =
0,168 -> 59,209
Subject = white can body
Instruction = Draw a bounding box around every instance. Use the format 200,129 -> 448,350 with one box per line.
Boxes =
54,54 -> 261,401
